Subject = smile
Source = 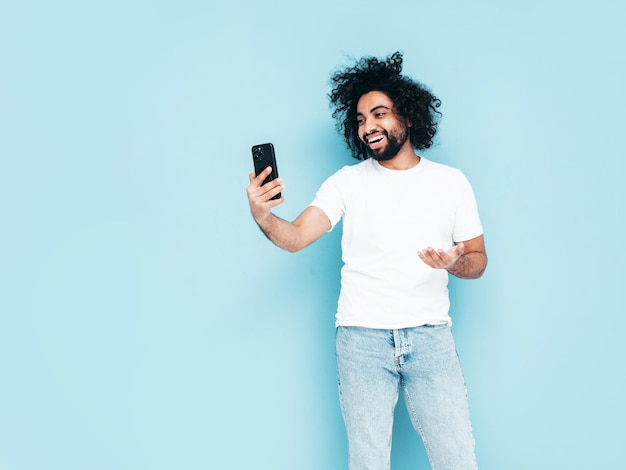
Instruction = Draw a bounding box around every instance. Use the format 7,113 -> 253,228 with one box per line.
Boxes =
365,133 -> 386,145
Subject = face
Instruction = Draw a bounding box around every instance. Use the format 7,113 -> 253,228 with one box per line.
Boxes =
356,91 -> 411,161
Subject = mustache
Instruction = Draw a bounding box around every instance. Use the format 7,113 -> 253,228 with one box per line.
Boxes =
364,130 -> 388,142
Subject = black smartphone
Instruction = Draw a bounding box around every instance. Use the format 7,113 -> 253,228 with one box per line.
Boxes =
251,143 -> 281,200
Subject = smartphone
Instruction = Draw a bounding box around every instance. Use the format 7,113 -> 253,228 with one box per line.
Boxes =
251,143 -> 281,200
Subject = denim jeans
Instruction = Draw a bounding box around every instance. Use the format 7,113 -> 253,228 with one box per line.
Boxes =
335,325 -> 478,470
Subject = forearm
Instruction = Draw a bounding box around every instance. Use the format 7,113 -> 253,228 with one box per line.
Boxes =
253,205 -> 331,253
247,168 -> 331,253
254,213 -> 304,253
447,251 -> 487,279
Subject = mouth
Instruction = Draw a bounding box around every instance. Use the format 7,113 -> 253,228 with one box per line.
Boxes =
365,132 -> 386,148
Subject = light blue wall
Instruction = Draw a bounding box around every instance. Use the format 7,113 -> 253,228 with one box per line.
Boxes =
1,1 -> 625,468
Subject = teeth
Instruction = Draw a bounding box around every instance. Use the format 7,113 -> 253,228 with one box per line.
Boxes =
369,135 -> 384,144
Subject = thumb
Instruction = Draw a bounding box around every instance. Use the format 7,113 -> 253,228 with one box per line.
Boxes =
453,242 -> 465,257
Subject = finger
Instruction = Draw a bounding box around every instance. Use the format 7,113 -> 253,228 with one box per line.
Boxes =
247,172 -> 269,196
418,249 -> 440,269
436,249 -> 451,262
267,193 -> 285,207
423,247 -> 441,260
418,247 -> 439,264
259,177 -> 283,193
264,185 -> 285,201
257,166 -> 273,180
453,242 -> 465,256
257,178 -> 285,200
250,167 -> 273,185
417,250 -> 429,263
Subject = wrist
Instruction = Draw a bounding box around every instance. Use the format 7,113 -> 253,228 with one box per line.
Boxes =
252,210 -> 270,224
446,259 -> 463,276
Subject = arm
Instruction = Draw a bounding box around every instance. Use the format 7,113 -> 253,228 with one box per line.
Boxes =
418,234 -> 487,279
246,167 -> 331,253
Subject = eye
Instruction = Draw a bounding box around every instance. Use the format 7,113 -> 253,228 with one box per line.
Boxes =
356,118 -> 365,126
375,111 -> 386,118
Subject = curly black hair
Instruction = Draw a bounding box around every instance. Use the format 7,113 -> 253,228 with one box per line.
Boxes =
329,51 -> 442,160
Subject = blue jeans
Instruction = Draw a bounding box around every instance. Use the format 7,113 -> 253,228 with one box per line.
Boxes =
335,325 -> 478,470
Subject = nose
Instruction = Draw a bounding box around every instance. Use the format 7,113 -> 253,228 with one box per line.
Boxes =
363,117 -> 378,133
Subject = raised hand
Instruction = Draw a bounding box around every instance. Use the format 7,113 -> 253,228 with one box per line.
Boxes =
246,167 -> 285,223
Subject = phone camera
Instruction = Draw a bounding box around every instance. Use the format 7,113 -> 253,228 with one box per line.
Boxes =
253,146 -> 264,160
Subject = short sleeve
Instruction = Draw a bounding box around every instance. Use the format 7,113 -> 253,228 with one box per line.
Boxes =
308,167 -> 349,231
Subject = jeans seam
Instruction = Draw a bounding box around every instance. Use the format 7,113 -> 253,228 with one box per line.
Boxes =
401,383 -> 436,468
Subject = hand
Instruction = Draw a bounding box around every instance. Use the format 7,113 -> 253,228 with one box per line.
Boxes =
418,243 -> 465,270
246,167 -> 285,222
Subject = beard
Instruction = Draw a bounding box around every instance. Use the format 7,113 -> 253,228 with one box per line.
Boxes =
365,125 -> 410,162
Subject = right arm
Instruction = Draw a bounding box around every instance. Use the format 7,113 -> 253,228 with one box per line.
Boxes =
246,167 -> 331,253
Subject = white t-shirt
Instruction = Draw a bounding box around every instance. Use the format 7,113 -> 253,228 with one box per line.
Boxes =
309,157 -> 483,328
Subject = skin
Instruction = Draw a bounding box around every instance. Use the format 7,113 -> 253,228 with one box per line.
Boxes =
356,91 -> 417,169
246,90 -> 487,278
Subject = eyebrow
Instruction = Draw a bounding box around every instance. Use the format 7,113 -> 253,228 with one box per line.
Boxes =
356,105 -> 392,116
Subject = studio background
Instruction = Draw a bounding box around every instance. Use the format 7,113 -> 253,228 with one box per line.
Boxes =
1,1 -> 624,469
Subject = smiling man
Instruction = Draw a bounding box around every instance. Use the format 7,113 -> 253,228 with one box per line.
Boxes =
246,51 -> 486,470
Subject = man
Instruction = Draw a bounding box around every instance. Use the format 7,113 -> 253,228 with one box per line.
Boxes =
246,51 -> 486,470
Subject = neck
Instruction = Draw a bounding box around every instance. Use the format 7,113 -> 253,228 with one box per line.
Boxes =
376,143 -> 421,170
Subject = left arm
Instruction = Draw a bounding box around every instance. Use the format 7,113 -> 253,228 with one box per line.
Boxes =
418,234 -> 487,279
